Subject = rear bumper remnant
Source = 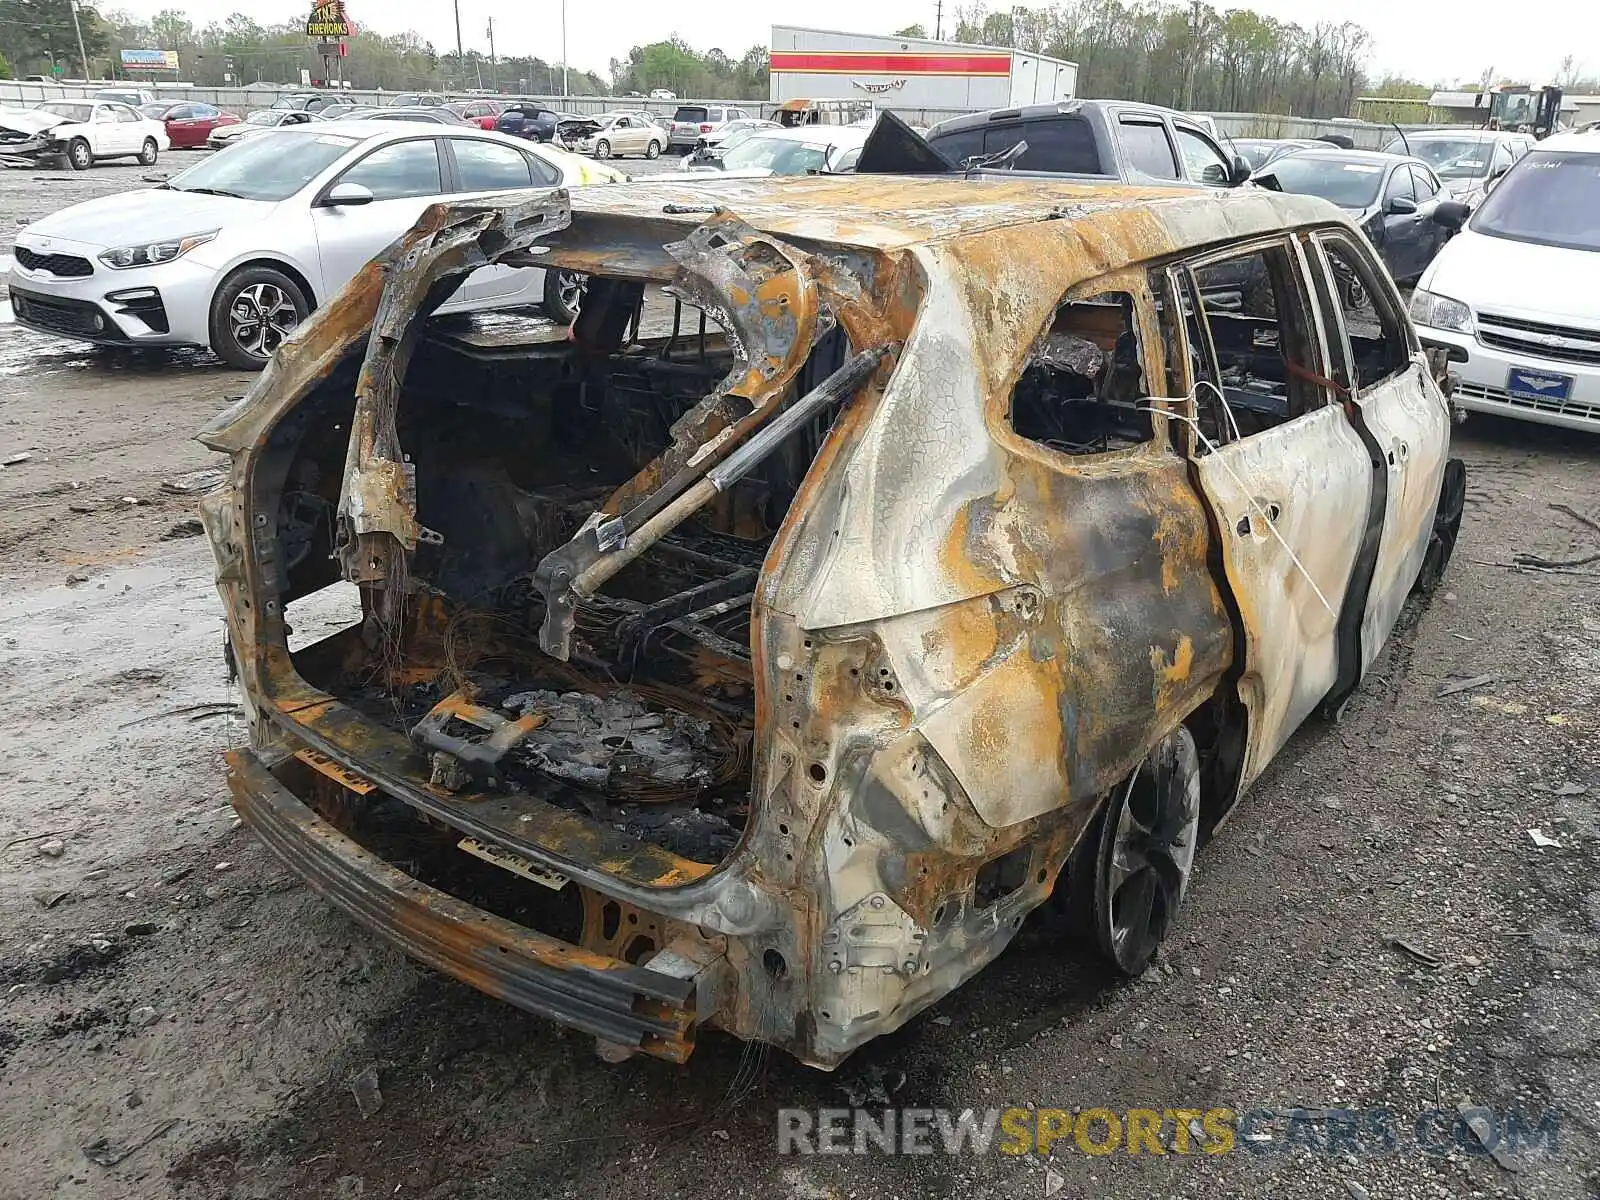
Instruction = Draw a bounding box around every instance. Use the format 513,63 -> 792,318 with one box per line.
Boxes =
224,747 -> 698,1062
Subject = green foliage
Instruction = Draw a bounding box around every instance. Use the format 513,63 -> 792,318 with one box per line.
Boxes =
1368,75 -> 1434,102
608,39 -> 769,99
894,24 -> 929,38
0,49 -> 11,79
89,9 -> 605,93
0,0 -> 112,77
951,1 -> 1395,118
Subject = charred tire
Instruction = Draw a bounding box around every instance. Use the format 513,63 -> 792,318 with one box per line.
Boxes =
137,138 -> 159,166
67,138 -> 93,171
543,268 -> 587,324
645,140 -> 661,159
208,266 -> 310,371
1083,727 -> 1202,976
1415,457 -> 1467,593
594,139 -> 611,159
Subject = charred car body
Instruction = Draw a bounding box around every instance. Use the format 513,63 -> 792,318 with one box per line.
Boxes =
201,176 -> 1464,1068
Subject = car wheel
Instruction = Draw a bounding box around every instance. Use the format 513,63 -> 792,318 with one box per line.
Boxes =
543,268 -> 587,324
1080,726 -> 1201,976
66,138 -> 92,170
645,140 -> 661,159
137,138 -> 159,166
1415,458 -> 1467,593
594,139 -> 611,159
208,266 -> 310,370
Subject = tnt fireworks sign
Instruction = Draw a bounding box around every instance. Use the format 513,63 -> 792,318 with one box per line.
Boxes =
305,0 -> 353,39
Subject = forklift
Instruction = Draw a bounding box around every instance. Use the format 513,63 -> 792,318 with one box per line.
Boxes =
1479,85 -> 1564,138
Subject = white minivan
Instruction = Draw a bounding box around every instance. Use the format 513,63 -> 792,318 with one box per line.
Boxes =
1410,129 -> 1600,432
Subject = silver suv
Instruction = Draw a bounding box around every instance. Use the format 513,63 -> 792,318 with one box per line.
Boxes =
667,103 -> 752,154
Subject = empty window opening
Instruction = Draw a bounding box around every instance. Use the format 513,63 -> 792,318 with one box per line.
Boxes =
1010,291 -> 1154,455
1315,236 -> 1411,393
1183,243 -> 1329,447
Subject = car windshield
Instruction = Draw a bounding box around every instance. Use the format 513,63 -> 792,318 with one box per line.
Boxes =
1261,155 -> 1385,208
1386,137 -> 1493,178
1471,150 -> 1600,252
673,106 -> 708,123
244,110 -> 281,126
39,102 -> 93,122
719,126 -> 762,152
720,135 -> 830,174
166,130 -> 357,201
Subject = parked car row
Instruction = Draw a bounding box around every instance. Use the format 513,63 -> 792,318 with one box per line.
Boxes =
6,91 -> 1597,439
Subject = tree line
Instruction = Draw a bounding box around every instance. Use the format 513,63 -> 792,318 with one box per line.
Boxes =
0,0 -> 611,94
4,0 -> 1592,115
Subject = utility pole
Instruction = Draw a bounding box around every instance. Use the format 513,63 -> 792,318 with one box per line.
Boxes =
560,0 -> 568,96
452,0 -> 463,88
486,17 -> 497,91
934,0 -> 942,39
1182,0 -> 1201,110
67,0 -> 91,81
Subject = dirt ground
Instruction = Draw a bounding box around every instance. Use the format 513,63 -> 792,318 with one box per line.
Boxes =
2,161 -> 1599,1200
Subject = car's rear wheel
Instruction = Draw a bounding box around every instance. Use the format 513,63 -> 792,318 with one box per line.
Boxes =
137,138 -> 159,166
66,138 -> 92,171
1064,726 -> 1201,976
645,140 -> 661,159
594,138 -> 611,159
209,266 -> 310,370
543,268 -> 587,324
1415,457 -> 1467,592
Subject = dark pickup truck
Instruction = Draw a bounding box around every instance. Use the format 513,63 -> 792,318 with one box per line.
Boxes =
862,99 -> 1252,188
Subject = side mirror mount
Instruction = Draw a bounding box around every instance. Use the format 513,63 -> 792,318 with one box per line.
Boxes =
1387,194 -> 1419,215
324,182 -> 375,207
1230,154 -> 1253,185
1432,199 -> 1469,231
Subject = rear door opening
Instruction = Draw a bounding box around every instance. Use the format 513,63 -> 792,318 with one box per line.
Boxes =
275,295 -> 854,871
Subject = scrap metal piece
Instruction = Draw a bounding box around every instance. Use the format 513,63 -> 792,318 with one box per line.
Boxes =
457,836 -> 572,890
411,690 -> 549,780
531,216 -> 872,660
334,190 -> 573,590
534,344 -> 892,660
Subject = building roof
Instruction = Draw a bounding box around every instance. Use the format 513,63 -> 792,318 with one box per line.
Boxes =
1429,90 -> 1488,109
770,23 -> 1078,69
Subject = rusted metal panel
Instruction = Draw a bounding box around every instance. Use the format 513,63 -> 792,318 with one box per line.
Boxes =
1190,407 -> 1372,782
226,747 -> 697,1062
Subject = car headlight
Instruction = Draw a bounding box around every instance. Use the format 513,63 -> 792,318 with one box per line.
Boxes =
1409,289 -> 1473,335
99,231 -> 218,270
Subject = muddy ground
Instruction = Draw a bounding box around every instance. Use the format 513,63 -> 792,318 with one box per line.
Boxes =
2,162 -> 1599,1200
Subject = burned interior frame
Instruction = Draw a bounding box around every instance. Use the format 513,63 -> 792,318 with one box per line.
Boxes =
199,178 -> 1458,1068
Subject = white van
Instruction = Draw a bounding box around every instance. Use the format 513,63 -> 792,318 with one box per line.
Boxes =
1410,129 -> 1600,432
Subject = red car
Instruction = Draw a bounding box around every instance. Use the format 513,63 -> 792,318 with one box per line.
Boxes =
144,101 -> 241,148
444,99 -> 504,130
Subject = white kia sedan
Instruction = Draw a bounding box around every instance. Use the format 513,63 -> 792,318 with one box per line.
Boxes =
7,122 -> 619,368
1410,130 -> 1600,433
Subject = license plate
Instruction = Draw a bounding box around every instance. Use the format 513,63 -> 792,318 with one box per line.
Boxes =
1506,366 -> 1574,402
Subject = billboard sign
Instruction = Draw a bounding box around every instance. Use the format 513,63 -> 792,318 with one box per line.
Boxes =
305,0 -> 354,38
120,48 -> 180,71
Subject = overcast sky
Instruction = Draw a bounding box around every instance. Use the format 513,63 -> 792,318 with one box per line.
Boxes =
115,0 -> 1588,90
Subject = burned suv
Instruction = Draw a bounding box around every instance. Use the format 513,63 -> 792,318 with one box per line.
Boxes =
201,176 -> 1463,1069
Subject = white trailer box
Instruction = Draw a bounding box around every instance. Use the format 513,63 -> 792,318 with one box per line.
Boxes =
770,25 -> 1077,113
